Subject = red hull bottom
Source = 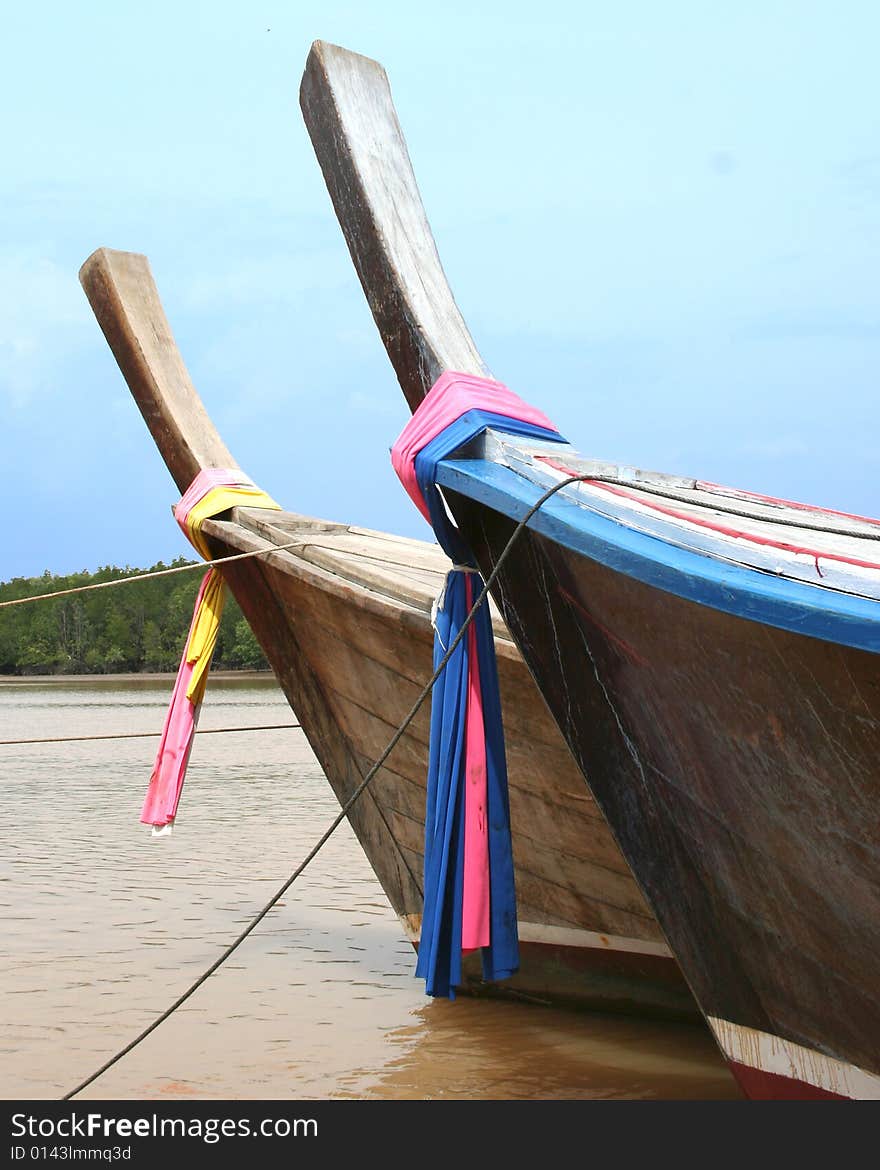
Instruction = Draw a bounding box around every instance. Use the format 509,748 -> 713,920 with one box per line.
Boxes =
709,1017 -> 880,1099
729,1060 -> 847,1100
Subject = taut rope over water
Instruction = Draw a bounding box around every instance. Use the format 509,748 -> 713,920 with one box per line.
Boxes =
61,472 -> 587,1101
0,541 -> 307,610
0,723 -> 300,746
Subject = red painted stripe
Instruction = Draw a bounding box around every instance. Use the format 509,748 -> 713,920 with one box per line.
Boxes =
728,1059 -> 848,1101
696,478 -> 880,529
536,457 -> 880,573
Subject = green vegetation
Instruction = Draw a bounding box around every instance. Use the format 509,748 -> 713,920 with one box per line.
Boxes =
0,561 -> 268,675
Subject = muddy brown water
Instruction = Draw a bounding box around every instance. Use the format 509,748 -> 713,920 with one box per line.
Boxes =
1,675 -> 741,1101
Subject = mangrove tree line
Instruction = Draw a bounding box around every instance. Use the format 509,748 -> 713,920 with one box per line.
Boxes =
0,560 -> 268,674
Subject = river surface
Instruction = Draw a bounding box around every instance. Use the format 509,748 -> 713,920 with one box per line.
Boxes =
1,675 -> 741,1101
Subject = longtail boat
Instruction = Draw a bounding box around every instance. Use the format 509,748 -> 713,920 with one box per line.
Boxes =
78,246 -> 696,1020
300,40 -> 880,1099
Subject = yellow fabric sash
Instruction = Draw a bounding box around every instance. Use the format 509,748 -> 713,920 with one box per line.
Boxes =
178,478 -> 280,705
142,469 -> 282,831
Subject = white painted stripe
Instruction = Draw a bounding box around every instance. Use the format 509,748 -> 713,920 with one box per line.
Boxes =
518,920 -> 672,957
397,914 -> 672,958
708,1016 -> 880,1099
491,433 -> 880,596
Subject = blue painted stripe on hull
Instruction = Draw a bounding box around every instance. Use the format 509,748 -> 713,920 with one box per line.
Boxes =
436,459 -> 880,654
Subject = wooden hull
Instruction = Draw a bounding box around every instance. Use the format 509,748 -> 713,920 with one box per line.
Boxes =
293,39 -> 879,1098
441,482 -> 880,1097
198,506 -> 696,1019
75,246 -> 695,1021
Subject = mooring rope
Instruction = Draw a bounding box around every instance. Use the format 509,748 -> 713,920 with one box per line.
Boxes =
5,470 -> 869,615
0,723 -> 300,746
60,473 -> 586,1100
0,539 -> 309,610
545,472 -> 880,539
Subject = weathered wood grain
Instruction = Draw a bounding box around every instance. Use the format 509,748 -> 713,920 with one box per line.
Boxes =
300,40 -> 488,408
81,245 -> 695,1017
79,248 -> 235,492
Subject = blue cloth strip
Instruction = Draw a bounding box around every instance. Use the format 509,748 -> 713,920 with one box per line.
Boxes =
414,410 -> 564,562
415,571 -> 469,997
411,409 -> 564,997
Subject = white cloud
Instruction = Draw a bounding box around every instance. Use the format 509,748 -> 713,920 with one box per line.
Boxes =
0,252 -> 90,407
179,248 -> 354,312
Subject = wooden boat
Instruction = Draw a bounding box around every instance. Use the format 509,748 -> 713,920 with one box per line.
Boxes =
77,246 -> 697,1021
300,41 -> 880,1099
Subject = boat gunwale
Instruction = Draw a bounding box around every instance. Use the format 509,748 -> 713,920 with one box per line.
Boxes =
435,457 -> 880,653
199,509 -> 522,657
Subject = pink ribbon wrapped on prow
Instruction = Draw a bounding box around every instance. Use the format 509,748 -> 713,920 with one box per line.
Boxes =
140,468 -> 279,835
391,371 -> 557,523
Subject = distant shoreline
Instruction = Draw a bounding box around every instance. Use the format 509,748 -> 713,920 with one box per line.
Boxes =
0,670 -> 277,685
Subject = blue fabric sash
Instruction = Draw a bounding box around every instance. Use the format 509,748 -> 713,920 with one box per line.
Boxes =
407,407 -> 564,997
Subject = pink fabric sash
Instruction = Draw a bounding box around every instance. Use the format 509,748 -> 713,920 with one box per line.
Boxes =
392,370 -> 558,962
462,573 -> 490,950
140,468 -> 278,832
140,569 -> 216,829
391,371 -> 558,523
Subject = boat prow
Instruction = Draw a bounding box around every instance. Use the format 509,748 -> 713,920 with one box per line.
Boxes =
79,246 -> 696,1020
299,40 -> 880,1099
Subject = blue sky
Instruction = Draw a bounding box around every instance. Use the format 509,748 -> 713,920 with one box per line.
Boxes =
3,1 -> 878,579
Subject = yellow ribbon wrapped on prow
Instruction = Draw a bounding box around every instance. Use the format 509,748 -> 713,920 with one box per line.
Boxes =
140,469 -> 280,830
